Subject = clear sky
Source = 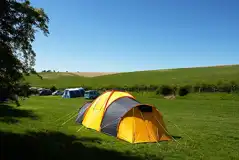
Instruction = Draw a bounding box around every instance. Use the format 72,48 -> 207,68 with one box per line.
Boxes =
31,0 -> 239,72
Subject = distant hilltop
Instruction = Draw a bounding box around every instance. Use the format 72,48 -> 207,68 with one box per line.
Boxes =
58,72 -> 119,77
38,64 -> 239,77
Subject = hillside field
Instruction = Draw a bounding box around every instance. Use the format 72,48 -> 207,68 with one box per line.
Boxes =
1,93 -> 239,159
25,65 -> 239,89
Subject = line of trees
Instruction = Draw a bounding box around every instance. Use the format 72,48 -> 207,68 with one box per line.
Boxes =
42,80 -> 239,97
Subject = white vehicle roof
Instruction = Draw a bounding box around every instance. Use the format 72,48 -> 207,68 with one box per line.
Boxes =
64,87 -> 84,91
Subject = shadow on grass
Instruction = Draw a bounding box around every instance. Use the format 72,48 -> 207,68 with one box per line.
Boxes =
0,130 -> 162,160
0,104 -> 39,124
172,135 -> 182,140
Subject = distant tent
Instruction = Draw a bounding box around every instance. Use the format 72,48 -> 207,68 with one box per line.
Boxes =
76,90 -> 172,143
62,88 -> 85,98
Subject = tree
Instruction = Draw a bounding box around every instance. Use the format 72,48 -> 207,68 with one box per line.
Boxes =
50,86 -> 57,92
0,0 -> 49,103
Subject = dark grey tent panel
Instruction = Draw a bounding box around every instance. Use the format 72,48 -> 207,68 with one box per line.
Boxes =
100,97 -> 141,136
76,102 -> 92,123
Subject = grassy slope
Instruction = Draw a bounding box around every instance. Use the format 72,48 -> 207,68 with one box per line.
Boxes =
1,94 -> 239,159
26,65 -> 239,88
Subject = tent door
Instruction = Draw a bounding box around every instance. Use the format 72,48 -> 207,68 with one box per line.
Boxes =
133,106 -> 159,143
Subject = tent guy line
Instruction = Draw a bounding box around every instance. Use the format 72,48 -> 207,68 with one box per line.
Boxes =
61,113 -> 78,126
55,111 -> 76,123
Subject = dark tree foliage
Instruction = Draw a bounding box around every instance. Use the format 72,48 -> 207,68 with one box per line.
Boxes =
50,86 -> 57,92
156,85 -> 173,96
0,0 -> 49,101
178,86 -> 190,96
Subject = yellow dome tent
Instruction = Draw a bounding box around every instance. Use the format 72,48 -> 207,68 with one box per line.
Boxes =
76,90 -> 172,143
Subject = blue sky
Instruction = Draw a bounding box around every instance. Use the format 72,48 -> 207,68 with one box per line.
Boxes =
31,0 -> 239,72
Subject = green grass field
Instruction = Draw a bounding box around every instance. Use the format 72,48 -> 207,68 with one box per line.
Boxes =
1,93 -> 239,160
25,65 -> 239,88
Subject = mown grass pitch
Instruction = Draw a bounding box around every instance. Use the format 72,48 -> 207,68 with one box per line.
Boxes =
1,93 -> 239,160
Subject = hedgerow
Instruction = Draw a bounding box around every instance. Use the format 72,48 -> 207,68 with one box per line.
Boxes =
156,85 -> 174,96
39,80 -> 239,96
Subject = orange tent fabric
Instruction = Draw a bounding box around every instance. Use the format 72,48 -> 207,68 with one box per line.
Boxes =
76,90 -> 172,143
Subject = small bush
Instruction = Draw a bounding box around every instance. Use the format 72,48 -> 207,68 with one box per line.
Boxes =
178,86 -> 190,96
230,81 -> 239,92
50,86 -> 57,92
156,85 -> 173,96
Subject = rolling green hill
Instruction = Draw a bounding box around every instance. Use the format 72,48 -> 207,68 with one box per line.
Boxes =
25,64 -> 239,88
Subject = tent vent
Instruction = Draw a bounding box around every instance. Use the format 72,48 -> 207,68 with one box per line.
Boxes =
138,105 -> 152,112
